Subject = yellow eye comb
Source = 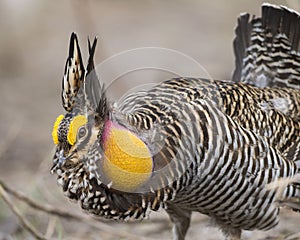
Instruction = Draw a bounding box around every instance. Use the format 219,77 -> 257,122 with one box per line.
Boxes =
52,115 -> 87,145
67,115 -> 87,145
52,115 -> 64,145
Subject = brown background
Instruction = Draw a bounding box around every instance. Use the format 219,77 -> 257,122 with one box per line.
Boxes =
0,1 -> 299,239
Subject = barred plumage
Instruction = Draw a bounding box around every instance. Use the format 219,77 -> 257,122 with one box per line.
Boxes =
51,4 -> 300,240
232,4 -> 300,88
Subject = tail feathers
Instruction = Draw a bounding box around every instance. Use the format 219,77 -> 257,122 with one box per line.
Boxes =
232,12 -> 251,84
262,4 -> 300,52
232,4 -> 300,89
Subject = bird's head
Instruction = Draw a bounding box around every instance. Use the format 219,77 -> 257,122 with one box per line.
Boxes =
51,33 -> 153,193
51,32 -> 105,171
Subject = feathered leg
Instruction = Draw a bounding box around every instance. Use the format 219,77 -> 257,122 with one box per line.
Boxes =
166,203 -> 191,240
220,225 -> 241,240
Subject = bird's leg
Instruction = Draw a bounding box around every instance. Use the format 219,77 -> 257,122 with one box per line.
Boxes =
166,203 -> 192,240
223,227 -> 241,240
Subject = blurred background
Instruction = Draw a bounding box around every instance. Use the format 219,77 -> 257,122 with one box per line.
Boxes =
0,0 -> 299,239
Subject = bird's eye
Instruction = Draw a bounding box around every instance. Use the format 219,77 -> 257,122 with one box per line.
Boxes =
77,126 -> 87,139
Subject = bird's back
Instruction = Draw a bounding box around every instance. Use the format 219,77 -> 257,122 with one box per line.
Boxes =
115,3 -> 300,237
116,75 -> 299,229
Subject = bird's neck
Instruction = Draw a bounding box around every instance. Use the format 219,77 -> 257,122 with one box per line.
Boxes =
101,120 -> 153,192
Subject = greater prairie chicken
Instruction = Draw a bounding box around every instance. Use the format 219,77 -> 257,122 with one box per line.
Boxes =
51,4 -> 300,240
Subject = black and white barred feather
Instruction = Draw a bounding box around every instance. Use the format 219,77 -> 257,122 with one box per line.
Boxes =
232,3 -> 300,89
52,4 -> 300,240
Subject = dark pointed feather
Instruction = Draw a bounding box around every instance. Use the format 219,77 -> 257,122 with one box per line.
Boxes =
87,36 -> 98,74
84,36 -> 108,121
232,13 -> 252,83
62,32 -> 85,112
262,4 -> 300,52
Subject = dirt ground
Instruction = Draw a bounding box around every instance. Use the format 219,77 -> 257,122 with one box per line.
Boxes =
0,0 -> 299,239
